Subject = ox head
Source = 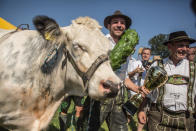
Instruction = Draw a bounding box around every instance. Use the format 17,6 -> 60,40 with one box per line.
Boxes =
33,16 -> 120,100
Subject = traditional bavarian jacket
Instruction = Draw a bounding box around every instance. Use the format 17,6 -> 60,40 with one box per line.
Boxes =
148,58 -> 196,112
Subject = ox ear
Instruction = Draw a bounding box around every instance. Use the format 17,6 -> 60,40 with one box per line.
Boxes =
33,15 -> 62,42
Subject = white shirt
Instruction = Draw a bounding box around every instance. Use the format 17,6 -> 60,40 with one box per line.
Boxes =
148,58 -> 196,111
106,34 -> 129,80
125,55 -> 136,78
126,59 -> 147,96
126,60 -> 146,86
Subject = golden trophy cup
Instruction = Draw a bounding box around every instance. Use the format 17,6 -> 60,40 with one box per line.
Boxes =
123,66 -> 168,116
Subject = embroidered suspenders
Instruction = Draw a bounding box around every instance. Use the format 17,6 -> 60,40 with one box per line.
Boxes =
156,60 -> 164,110
187,61 -> 195,112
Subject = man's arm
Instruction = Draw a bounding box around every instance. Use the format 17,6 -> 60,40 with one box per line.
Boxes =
137,97 -> 150,124
128,66 -> 144,78
126,59 -> 137,78
124,78 -> 150,95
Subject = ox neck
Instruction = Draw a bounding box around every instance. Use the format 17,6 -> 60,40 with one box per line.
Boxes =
63,47 -> 109,93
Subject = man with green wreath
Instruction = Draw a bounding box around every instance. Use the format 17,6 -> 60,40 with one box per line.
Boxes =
86,10 -> 149,131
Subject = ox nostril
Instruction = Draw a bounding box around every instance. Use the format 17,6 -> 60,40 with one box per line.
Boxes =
103,80 -> 119,98
103,80 -> 111,89
103,80 -> 117,89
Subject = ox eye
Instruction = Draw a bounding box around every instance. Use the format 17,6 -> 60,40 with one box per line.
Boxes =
80,45 -> 87,52
73,43 -> 87,52
73,43 -> 80,49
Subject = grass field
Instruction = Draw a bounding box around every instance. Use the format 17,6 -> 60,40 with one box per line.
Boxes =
46,101 -> 147,131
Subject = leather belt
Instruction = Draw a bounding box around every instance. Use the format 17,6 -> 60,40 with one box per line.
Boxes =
150,103 -> 195,118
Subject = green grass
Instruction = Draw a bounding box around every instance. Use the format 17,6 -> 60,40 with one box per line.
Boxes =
46,101 -> 147,131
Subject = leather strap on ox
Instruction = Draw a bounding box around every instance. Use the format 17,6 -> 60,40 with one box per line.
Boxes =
64,48 -> 109,92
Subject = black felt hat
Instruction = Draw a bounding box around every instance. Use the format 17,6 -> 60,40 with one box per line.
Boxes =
163,31 -> 196,45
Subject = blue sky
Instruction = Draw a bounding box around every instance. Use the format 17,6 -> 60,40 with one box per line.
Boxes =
1,0 -> 196,59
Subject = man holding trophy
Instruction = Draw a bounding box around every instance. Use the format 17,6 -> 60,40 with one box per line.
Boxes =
138,31 -> 196,131
126,47 -> 152,131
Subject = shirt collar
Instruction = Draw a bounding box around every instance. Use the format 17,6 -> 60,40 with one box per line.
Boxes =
106,34 -> 116,47
164,57 -> 185,66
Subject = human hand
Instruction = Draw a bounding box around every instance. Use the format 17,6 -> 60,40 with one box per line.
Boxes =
144,65 -> 150,70
138,111 -> 147,124
138,86 -> 150,96
135,66 -> 144,73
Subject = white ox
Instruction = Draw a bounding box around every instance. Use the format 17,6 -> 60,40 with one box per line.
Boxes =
0,16 -> 120,131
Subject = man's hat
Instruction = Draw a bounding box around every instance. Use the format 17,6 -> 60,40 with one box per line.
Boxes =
163,31 -> 196,45
104,10 -> 132,29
